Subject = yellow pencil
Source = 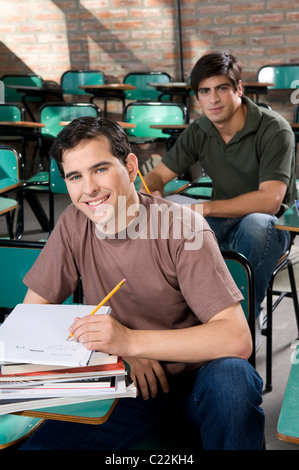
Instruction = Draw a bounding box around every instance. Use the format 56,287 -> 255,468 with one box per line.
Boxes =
138,169 -> 151,194
67,278 -> 126,340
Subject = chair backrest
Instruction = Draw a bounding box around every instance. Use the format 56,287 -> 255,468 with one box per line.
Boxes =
1,74 -> 43,102
39,102 -> 100,138
0,240 -> 46,309
0,239 -> 82,312
257,64 -> 299,89
124,102 -> 187,139
221,250 -> 256,367
0,146 -> 21,192
50,157 -> 67,195
123,72 -> 171,100
0,103 -> 25,121
60,70 -> 105,95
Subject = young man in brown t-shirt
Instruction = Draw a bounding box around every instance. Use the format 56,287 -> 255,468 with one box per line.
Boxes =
21,117 -> 264,450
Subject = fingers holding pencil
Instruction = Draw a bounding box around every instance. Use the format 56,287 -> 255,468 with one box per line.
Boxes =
69,312 -> 133,356
67,278 -> 126,340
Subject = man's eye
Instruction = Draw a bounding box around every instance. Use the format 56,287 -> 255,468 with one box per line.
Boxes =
97,167 -> 107,172
69,175 -> 81,181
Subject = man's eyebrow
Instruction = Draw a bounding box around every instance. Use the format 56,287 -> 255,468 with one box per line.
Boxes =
65,161 -> 111,179
198,82 -> 231,92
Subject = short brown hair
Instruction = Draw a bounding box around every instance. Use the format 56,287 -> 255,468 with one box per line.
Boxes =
190,51 -> 242,98
50,117 -> 132,177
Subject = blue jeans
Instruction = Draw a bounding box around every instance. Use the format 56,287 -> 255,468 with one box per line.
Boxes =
206,213 -> 290,317
20,358 -> 264,450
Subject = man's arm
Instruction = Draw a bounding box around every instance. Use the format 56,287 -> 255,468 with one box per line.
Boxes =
141,161 -> 179,196
193,180 -> 287,218
23,288 -> 51,304
68,301 -> 252,365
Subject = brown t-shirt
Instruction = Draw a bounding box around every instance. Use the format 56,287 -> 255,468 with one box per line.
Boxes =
24,193 -> 243,376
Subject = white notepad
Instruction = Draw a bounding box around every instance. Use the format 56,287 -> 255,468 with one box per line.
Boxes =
0,304 -> 111,368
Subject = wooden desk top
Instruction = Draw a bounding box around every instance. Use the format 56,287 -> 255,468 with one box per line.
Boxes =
243,82 -> 275,88
275,204 -> 299,232
148,82 -> 191,89
291,123 -> 299,130
0,121 -> 45,128
79,84 -> 135,91
5,84 -> 62,93
16,398 -> 118,425
150,124 -> 188,130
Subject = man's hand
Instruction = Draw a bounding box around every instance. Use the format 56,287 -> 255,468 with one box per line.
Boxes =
123,357 -> 169,400
69,314 -> 134,357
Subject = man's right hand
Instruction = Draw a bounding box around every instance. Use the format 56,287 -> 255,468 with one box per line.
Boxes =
123,357 -> 169,400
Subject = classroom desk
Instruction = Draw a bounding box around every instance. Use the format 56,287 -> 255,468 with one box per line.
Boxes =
242,82 -> 275,103
5,85 -> 63,121
0,121 -> 50,237
277,346 -> 299,444
0,120 -> 45,165
15,398 -> 118,425
79,84 -> 136,118
147,82 -> 191,122
275,204 -> 299,232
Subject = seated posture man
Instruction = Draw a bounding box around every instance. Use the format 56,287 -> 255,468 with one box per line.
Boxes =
20,117 -> 264,450
143,51 -> 296,345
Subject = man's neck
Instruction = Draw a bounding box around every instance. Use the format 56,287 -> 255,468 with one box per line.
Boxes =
215,102 -> 247,144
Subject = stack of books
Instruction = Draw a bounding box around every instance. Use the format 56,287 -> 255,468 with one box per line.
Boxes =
0,304 -> 136,415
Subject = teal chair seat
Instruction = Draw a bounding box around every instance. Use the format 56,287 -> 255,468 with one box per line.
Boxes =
123,72 -> 171,101
125,102 -> 187,144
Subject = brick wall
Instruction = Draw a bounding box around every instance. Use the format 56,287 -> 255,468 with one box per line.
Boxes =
0,0 -> 299,161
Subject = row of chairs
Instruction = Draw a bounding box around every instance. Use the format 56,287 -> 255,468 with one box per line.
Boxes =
1,71 -> 173,102
2,64 -> 299,116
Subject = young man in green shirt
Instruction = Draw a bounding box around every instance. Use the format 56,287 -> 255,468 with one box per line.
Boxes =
143,51 -> 296,347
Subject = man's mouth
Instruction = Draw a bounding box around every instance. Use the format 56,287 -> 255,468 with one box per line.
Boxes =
85,195 -> 110,207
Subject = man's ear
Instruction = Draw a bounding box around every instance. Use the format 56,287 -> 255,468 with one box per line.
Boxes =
237,80 -> 243,97
125,153 -> 139,182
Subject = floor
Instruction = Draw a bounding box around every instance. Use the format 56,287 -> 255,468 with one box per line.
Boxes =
1,189 -> 299,450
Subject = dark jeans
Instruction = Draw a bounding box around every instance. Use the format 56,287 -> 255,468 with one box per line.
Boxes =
20,357 -> 265,450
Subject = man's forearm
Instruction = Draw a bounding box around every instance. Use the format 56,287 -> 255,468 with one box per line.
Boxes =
192,182 -> 286,219
128,305 -> 252,364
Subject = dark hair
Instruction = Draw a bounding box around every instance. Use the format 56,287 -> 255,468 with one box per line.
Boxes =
190,51 -> 242,98
50,117 -> 132,177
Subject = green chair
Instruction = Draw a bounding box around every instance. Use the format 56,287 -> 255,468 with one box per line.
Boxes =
257,64 -> 299,90
0,196 -> 18,239
123,72 -> 172,101
0,146 -> 22,238
124,101 -> 187,145
49,157 -> 69,230
60,69 -> 105,98
1,74 -> 43,103
0,102 -> 37,165
132,249 -> 256,450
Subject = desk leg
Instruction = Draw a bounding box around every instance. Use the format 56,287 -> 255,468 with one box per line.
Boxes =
21,95 -> 36,122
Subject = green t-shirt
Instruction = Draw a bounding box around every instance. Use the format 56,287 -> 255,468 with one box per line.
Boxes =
162,97 -> 297,214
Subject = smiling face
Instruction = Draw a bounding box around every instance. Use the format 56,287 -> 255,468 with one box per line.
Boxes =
62,136 -> 139,232
196,74 -> 243,127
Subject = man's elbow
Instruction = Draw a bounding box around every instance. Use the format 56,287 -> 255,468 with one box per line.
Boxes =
234,331 -> 253,361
